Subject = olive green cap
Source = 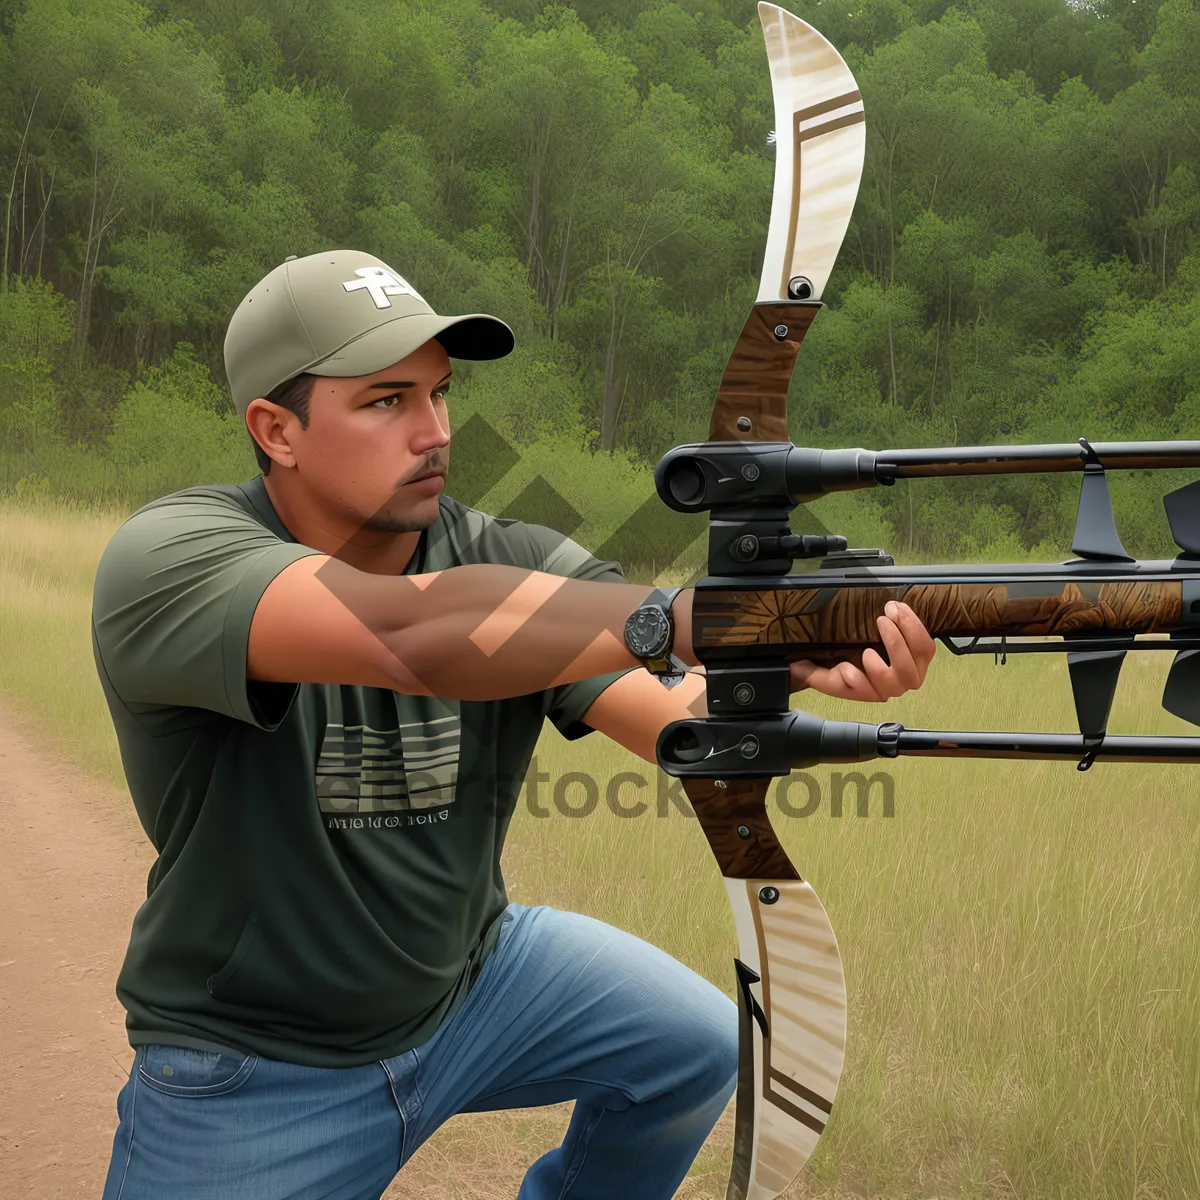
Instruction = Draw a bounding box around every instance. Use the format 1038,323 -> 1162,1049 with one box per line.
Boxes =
223,249 -> 514,419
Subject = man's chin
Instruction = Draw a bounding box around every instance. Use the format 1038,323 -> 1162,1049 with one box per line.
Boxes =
362,499 -> 441,535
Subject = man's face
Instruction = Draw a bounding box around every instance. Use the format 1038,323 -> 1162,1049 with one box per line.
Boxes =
270,338 -> 453,534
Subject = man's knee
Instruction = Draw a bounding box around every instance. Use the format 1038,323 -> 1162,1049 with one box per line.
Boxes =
677,977 -> 739,1106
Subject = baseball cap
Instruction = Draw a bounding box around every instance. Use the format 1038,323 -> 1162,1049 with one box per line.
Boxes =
223,249 -> 515,419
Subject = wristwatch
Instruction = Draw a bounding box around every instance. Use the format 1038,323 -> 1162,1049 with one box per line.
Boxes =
624,587 -> 684,681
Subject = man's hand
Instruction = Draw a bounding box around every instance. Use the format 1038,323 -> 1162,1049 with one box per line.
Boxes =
789,601 -> 935,702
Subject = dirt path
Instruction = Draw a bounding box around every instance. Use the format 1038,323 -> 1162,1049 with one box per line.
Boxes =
0,697 -> 154,1199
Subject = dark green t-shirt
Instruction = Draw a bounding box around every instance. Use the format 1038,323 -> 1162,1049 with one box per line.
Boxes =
91,476 -> 634,1067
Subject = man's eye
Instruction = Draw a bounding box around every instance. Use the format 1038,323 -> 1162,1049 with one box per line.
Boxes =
372,394 -> 401,408
433,387 -> 449,401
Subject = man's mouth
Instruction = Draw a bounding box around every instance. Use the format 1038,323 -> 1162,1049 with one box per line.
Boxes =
406,468 -> 446,488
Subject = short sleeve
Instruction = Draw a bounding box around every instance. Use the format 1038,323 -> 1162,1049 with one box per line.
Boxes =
91,495 -> 323,730
513,523 -> 639,741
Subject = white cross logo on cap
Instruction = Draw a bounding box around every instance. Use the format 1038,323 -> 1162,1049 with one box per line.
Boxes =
341,266 -> 424,310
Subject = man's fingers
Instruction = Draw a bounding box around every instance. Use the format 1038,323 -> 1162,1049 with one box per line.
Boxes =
889,601 -> 937,679
873,610 -> 920,693
792,662 -> 848,697
836,658 -> 885,701
857,648 -> 898,700
791,660 -> 865,700
790,659 -> 817,691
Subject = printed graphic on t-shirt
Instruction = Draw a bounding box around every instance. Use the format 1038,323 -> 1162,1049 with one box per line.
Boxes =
315,713 -> 460,813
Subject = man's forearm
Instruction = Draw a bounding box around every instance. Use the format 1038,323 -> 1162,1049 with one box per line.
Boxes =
374,565 -> 695,700
569,662 -> 708,764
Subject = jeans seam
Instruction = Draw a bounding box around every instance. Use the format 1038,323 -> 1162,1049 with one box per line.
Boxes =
558,1102 -> 606,1199
472,1074 -> 638,1111
113,1049 -> 140,1200
381,1058 -> 411,1171
408,1048 -> 426,1115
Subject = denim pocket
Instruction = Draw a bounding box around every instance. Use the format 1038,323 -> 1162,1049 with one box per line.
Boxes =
138,1044 -> 259,1098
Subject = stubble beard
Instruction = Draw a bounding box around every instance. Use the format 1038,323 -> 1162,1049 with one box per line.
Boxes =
362,509 -> 439,535
362,496 -> 442,534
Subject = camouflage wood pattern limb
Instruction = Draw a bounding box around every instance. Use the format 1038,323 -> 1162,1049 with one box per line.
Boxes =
693,579 -> 1187,659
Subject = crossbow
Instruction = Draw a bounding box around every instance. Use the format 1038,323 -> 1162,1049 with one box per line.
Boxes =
651,5 -> 1200,1198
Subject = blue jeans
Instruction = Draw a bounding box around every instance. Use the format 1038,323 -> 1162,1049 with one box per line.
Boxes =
100,903 -> 738,1199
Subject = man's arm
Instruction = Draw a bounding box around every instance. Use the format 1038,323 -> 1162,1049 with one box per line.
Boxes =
248,556 -> 932,713
247,554 -> 696,701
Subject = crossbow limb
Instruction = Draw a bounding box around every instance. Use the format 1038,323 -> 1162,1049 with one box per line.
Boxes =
677,7 -> 865,1197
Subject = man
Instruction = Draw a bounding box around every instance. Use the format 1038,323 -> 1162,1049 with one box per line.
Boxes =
94,249 -> 934,1199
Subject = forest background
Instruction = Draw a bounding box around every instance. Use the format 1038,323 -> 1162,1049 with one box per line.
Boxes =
0,0 -> 1198,572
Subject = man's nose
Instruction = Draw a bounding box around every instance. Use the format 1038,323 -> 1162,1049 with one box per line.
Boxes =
410,398 -> 450,449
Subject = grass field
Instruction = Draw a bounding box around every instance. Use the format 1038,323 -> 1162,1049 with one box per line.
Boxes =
2,496 -> 1198,1199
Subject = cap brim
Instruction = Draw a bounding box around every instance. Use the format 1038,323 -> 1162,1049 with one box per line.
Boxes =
304,311 -> 514,378
434,314 -> 516,360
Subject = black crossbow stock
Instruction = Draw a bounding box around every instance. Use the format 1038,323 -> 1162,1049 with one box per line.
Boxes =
649,5 -> 1200,1198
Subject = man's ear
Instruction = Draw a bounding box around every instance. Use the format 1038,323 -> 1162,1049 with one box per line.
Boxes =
246,399 -> 299,470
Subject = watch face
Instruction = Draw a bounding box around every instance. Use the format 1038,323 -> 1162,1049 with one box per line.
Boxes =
627,606 -> 670,657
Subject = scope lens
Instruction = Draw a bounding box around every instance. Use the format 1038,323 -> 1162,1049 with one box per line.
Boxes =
660,724 -> 710,764
667,461 -> 705,506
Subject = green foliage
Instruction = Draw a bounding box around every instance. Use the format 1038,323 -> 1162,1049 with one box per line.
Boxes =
102,369 -> 254,506
0,0 -> 1198,562
0,275 -> 73,450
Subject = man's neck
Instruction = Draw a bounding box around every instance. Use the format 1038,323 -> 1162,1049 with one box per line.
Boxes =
263,474 -> 424,576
